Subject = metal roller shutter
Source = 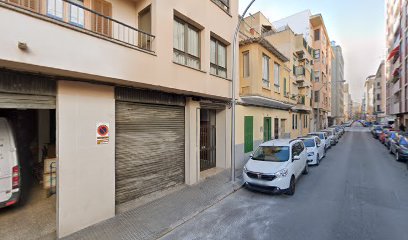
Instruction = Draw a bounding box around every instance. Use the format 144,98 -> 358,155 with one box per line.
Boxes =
115,101 -> 185,205
0,69 -> 56,109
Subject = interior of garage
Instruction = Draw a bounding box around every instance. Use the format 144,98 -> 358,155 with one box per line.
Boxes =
0,108 -> 57,239
0,70 -> 57,239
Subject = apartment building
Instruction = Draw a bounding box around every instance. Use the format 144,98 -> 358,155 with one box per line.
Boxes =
343,83 -> 353,121
364,75 -> 376,121
236,12 -> 301,169
274,11 -> 333,130
0,0 -> 238,237
386,0 -> 408,125
373,61 -> 386,122
330,41 -> 345,125
266,25 -> 313,137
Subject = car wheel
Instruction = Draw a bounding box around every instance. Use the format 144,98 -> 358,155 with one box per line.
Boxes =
316,154 -> 320,166
302,163 -> 309,175
285,176 -> 296,196
396,152 -> 400,162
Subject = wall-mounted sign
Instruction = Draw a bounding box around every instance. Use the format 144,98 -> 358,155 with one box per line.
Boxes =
96,123 -> 109,145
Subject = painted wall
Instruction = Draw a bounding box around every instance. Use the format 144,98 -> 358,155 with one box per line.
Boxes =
0,0 -> 238,100
57,81 -> 115,237
235,105 -> 291,172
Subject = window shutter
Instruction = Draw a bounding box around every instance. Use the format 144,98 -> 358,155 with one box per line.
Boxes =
244,116 -> 254,153
9,0 -> 39,12
91,0 -> 112,37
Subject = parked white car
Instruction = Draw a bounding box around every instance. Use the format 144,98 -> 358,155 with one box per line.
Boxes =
243,139 -> 308,195
308,132 -> 330,150
299,136 -> 325,165
0,118 -> 20,208
323,129 -> 338,145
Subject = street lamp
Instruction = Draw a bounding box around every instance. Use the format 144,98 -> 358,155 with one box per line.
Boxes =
231,0 -> 256,182
316,80 -> 346,130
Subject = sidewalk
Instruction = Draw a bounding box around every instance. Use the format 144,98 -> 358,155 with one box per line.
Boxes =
63,170 -> 242,240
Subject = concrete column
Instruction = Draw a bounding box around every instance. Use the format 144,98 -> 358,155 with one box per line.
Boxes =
184,98 -> 200,185
57,81 -> 115,238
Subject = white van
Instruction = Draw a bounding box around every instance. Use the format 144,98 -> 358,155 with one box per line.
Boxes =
0,118 -> 20,208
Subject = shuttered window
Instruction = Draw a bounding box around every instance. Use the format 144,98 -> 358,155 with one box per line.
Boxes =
7,0 -> 40,12
173,18 -> 200,69
91,0 -> 112,37
244,116 -> 253,153
210,37 -> 227,78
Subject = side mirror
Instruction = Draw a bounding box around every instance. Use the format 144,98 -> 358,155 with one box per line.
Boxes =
250,153 -> 254,158
292,155 -> 301,161
317,144 -> 321,147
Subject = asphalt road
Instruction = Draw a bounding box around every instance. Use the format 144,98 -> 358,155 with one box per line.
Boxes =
161,128 -> 408,240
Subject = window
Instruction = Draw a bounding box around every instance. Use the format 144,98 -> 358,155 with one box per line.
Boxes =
274,63 -> 280,92
314,71 -> 320,82
377,105 -> 381,111
377,94 -> 381,100
69,0 -> 84,27
252,146 -> 290,162
211,0 -> 229,13
262,55 -> 270,88
173,18 -> 200,69
283,78 -> 287,96
47,0 -> 63,19
210,37 -> 227,78
304,115 -> 308,128
314,91 -> 320,102
138,5 -> 152,49
314,49 -> 320,59
292,114 -> 298,130
243,51 -> 250,78
91,0 -> 112,36
295,115 -> 298,129
244,116 -> 254,153
314,29 -> 320,41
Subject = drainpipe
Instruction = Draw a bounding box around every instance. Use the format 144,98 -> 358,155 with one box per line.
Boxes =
231,0 -> 256,182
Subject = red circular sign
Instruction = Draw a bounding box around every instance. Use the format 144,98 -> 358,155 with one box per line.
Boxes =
97,125 -> 109,136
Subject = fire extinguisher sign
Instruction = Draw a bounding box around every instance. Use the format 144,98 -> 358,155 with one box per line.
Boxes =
96,123 -> 110,145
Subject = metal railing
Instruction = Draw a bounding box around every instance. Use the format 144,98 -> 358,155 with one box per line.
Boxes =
2,0 -> 155,52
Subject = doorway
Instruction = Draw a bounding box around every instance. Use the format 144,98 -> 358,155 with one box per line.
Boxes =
263,117 -> 271,142
200,109 -> 216,171
274,118 -> 279,139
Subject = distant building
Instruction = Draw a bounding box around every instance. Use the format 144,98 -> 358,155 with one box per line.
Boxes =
343,83 -> 353,121
373,61 -> 386,122
330,41 -> 345,125
364,75 -> 376,121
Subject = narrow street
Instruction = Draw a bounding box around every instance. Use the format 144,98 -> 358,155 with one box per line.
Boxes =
161,128 -> 408,240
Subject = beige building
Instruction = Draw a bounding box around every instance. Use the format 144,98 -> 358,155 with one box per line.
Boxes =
343,83 -> 353,121
373,61 -> 386,122
0,0 -> 238,237
235,12 -> 311,169
364,75 -> 376,121
273,11 -> 333,130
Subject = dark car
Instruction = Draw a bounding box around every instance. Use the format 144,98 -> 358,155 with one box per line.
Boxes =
389,135 -> 408,162
385,131 -> 400,149
371,125 -> 383,139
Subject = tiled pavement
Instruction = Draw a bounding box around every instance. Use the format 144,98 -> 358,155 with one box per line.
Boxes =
63,170 -> 242,240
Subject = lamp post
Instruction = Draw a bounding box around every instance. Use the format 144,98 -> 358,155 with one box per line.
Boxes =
231,0 -> 256,182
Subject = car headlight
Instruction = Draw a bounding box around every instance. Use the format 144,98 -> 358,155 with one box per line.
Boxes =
275,168 -> 288,178
307,152 -> 314,156
243,166 -> 248,173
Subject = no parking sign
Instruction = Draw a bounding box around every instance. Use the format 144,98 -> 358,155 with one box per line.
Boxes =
96,123 -> 110,145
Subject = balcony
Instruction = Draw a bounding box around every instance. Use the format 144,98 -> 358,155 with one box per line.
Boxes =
1,0 -> 155,52
297,95 -> 306,105
295,66 -> 305,83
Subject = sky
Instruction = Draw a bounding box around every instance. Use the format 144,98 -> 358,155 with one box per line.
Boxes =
239,0 -> 386,102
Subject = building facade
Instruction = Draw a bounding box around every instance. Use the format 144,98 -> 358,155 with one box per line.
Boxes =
235,12 -> 307,171
373,61 -> 387,122
274,11 -> 333,131
330,41 -> 345,125
0,0 -> 238,237
343,83 -> 353,121
386,0 -> 408,126
364,75 -> 376,121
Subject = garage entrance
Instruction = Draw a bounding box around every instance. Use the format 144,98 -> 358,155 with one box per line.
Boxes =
115,87 -> 185,206
0,70 -> 57,239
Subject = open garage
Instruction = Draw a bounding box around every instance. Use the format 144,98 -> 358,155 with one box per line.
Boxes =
0,69 -> 57,239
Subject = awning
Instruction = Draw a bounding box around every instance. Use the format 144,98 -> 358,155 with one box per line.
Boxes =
388,46 -> 400,60
239,96 -> 295,110
393,67 -> 400,76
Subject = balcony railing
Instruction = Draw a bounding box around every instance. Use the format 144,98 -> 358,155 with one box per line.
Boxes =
1,0 -> 155,52
297,95 -> 306,105
295,66 -> 305,76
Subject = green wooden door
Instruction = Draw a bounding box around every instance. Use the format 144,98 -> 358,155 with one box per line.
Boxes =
264,117 -> 272,142
244,116 -> 254,153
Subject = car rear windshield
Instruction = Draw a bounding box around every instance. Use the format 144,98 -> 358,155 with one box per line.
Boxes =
302,139 -> 315,147
308,134 -> 324,140
375,126 -> 382,130
252,146 -> 290,162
